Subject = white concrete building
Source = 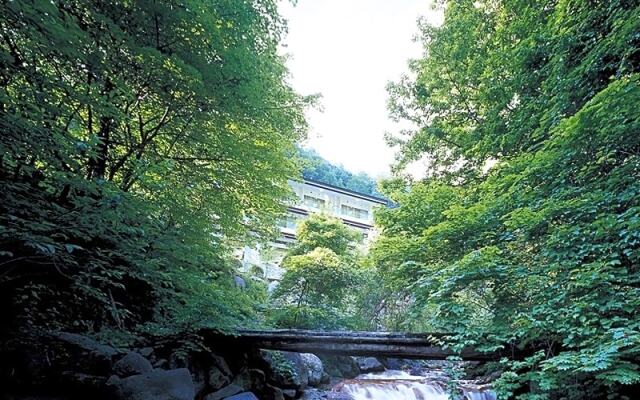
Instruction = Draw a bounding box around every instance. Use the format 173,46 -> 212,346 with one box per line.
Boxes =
237,179 -> 387,285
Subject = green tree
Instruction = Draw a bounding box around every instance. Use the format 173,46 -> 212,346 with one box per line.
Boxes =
379,0 -> 640,398
0,0 -> 307,340
288,213 -> 361,257
270,214 -> 361,329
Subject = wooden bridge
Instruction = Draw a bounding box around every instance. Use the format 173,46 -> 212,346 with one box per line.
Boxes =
206,329 -> 506,361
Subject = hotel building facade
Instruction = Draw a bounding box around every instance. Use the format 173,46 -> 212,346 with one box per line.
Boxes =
237,179 -> 387,287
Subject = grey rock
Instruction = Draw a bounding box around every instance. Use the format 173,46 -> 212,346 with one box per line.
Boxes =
300,354 -> 323,387
211,354 -> 232,377
209,364 -> 232,391
192,365 -> 208,397
343,357 -> 360,378
234,275 -> 246,289
113,351 -> 153,377
231,370 -> 251,391
107,374 -> 121,385
207,355 -> 233,392
204,384 -> 244,400
108,368 -> 194,400
402,359 -> 427,371
378,358 -> 403,370
354,357 -> 384,373
138,347 -> 154,358
301,389 -> 328,400
169,352 -> 189,369
224,393 -> 259,400
154,358 -> 169,369
248,368 -> 266,392
267,281 -> 279,293
282,389 -> 297,400
327,392 -> 353,400
259,350 -> 309,390
318,355 -> 359,379
264,384 -> 285,400
423,360 -> 450,369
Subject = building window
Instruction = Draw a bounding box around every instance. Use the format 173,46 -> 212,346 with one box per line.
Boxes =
304,195 -> 326,209
341,204 -> 369,219
278,214 -> 298,229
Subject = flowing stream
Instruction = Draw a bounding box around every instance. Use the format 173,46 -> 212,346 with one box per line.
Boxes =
335,370 -> 496,400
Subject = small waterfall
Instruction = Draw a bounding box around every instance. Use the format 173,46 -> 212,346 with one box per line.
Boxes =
336,370 -> 496,400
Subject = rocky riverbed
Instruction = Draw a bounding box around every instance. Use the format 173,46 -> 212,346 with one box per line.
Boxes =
0,332 -> 495,400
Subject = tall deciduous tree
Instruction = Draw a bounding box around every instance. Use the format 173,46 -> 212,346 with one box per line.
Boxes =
0,0 -> 308,337
378,0 -> 640,397
270,214 -> 361,329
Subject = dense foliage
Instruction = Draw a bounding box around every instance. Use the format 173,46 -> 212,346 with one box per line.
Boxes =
299,147 -> 383,197
0,0 -> 307,343
375,0 -> 640,398
269,214 -> 367,329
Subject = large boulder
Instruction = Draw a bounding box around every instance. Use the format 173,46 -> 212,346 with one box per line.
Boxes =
225,393 -> 259,400
378,357 -> 403,370
138,347 -> 154,358
300,354 -> 324,387
258,350 -> 309,390
354,357 -> 384,373
108,368 -> 194,400
112,351 -> 153,377
318,355 -> 359,379
166,351 -> 233,396
203,383 -> 244,400
50,332 -> 121,375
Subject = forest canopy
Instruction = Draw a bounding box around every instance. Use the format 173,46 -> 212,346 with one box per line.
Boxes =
298,148 -> 383,197
375,0 -> 640,397
0,0 -> 308,341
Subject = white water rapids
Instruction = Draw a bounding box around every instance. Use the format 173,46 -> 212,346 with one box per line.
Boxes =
336,370 -> 496,400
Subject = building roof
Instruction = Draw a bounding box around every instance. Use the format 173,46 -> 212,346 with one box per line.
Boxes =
299,178 -> 389,205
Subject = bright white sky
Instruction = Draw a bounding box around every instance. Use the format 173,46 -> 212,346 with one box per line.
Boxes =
279,0 -> 443,178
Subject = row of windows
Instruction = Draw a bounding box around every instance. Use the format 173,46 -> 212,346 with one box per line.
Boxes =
303,195 -> 326,209
341,204 -> 369,220
278,214 -> 370,240
302,195 -> 369,219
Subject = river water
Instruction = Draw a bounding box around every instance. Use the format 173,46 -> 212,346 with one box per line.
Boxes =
335,370 -> 496,400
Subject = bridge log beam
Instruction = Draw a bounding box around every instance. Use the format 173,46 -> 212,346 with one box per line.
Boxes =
204,329 -> 502,361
